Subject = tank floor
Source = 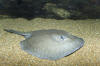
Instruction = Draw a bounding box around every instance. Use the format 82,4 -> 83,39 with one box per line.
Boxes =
0,18 -> 100,66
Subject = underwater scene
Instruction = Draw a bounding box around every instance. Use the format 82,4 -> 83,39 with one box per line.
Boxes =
0,0 -> 100,66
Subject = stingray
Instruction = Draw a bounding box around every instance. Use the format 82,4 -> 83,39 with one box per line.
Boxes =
4,29 -> 84,60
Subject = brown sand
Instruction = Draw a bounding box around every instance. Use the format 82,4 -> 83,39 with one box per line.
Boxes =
0,18 -> 100,66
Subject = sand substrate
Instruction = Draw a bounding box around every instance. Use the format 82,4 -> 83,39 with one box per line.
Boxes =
0,18 -> 100,66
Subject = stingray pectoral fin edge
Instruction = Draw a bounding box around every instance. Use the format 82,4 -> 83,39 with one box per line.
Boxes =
67,37 -> 84,57
4,29 -> 32,38
65,38 -> 84,57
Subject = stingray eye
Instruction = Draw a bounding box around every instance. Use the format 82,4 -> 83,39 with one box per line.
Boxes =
52,35 -> 69,42
60,35 -> 66,40
59,35 -> 71,41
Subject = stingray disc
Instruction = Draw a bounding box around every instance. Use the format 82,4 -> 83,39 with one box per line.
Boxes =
4,29 -> 84,60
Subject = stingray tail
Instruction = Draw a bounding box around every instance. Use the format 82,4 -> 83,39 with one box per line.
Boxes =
4,29 -> 31,38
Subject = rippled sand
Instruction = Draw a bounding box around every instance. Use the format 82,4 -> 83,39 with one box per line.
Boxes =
0,18 -> 100,66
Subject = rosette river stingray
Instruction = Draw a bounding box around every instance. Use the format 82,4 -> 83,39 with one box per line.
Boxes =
4,29 -> 84,60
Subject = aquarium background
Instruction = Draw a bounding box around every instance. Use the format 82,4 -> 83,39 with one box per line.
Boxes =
0,0 -> 100,66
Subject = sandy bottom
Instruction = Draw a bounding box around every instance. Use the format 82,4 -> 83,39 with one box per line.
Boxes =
0,18 -> 100,66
